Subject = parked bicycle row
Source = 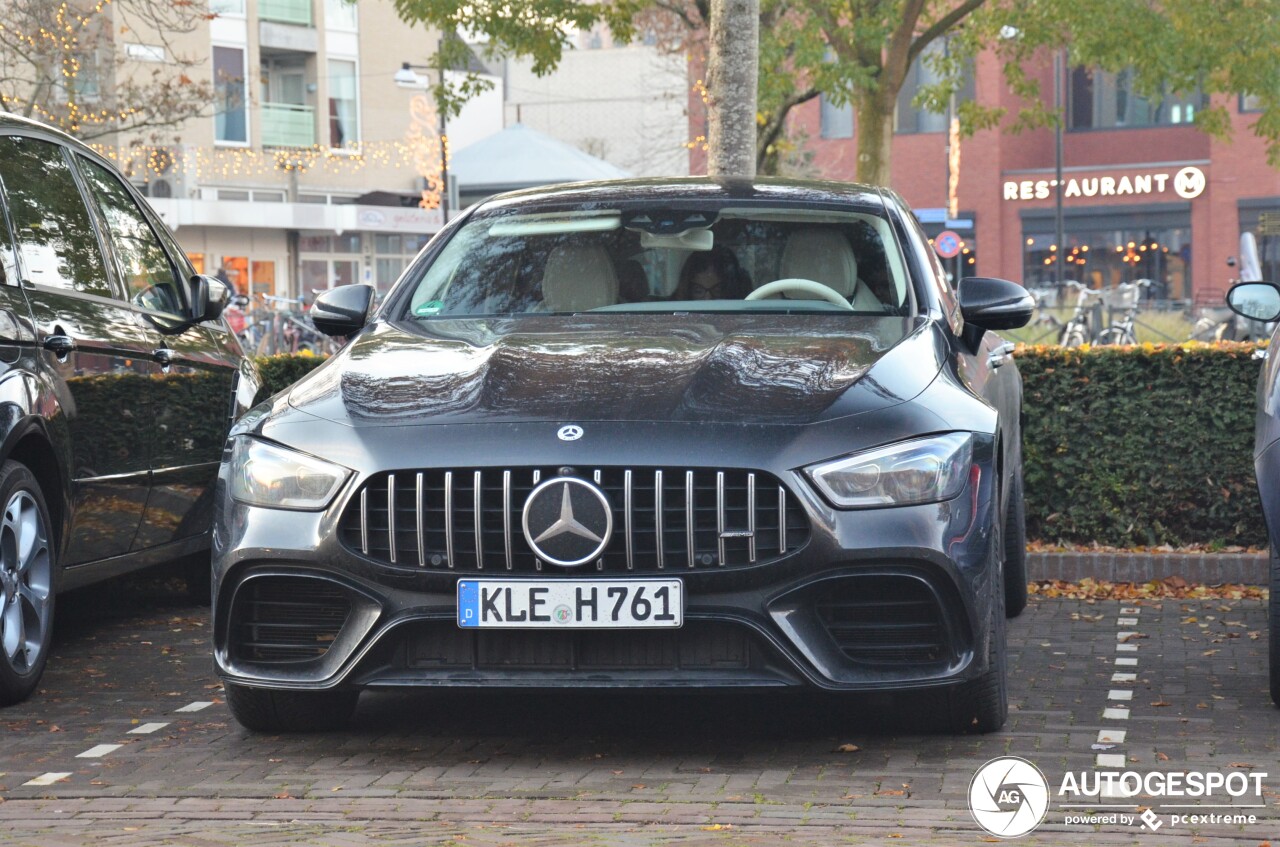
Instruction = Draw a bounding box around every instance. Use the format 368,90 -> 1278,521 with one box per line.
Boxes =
1022,278 -> 1273,347
224,291 -> 343,356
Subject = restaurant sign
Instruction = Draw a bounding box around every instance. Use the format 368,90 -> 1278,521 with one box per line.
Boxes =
1004,166 -> 1206,202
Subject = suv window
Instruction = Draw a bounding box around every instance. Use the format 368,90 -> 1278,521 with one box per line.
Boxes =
0,135 -> 112,298
76,155 -> 185,316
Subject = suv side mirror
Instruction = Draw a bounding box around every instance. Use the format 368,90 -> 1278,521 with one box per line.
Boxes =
188,274 -> 231,323
1226,281 -> 1280,322
958,277 -> 1035,331
311,284 -> 375,337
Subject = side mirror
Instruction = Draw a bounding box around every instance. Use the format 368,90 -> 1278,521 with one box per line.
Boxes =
1226,282 -> 1280,323
958,277 -> 1035,331
187,274 -> 231,323
311,284 -> 375,337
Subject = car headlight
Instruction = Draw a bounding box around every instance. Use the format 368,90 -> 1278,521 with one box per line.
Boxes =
228,437 -> 351,510
806,433 -> 973,508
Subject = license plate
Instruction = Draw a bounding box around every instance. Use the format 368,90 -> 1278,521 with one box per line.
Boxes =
457,579 -> 683,629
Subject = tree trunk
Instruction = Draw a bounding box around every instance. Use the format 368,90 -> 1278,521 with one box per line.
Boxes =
855,91 -> 895,186
706,0 -> 758,178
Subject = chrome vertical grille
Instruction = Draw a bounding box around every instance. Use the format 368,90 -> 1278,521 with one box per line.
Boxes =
340,467 -> 810,573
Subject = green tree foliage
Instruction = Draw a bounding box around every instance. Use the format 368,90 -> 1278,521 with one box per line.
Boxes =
393,0 -> 1280,184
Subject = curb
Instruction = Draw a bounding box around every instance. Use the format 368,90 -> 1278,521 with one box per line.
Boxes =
1028,551 -> 1270,586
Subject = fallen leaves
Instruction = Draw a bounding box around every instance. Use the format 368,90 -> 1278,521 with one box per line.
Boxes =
835,744 -> 861,753
1029,577 -> 1268,601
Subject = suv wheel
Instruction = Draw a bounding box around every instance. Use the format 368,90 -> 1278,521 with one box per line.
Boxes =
224,681 -> 359,732
0,462 -> 56,706
1004,467 -> 1029,618
1271,547 -> 1279,707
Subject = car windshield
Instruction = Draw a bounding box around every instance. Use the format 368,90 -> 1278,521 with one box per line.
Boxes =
402,206 -> 913,318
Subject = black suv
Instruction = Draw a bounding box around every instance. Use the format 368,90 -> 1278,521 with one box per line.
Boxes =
0,116 -> 257,704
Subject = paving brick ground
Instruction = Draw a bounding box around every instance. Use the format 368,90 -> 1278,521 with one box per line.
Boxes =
0,575 -> 1274,845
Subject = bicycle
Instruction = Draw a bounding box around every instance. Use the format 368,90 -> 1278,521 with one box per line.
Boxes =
1094,279 -> 1152,346
1057,281 -> 1105,347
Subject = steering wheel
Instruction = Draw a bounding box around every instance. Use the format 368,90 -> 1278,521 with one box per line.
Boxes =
745,278 -> 854,310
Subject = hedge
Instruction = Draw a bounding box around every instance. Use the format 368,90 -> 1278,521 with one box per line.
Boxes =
253,342 -> 1268,548
1017,342 -> 1263,548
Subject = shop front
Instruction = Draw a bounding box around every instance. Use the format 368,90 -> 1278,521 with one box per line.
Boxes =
1001,163 -> 1207,306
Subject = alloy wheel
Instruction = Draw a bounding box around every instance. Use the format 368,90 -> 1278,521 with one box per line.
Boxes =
0,490 -> 52,674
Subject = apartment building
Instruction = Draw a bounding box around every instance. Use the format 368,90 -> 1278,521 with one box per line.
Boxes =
110,0 -> 443,301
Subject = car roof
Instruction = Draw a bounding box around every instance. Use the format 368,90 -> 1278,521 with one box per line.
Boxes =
477,176 -> 894,214
0,112 -> 99,155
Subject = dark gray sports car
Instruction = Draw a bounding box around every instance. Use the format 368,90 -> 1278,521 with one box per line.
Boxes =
212,178 -> 1033,732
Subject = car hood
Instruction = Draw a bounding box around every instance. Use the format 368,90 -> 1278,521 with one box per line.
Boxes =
285,314 -> 945,427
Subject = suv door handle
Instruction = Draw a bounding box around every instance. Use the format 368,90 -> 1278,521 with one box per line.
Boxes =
42,335 -> 76,357
153,348 -> 175,368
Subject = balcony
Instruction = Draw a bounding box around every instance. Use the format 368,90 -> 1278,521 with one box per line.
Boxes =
259,0 -> 313,26
261,103 -> 315,148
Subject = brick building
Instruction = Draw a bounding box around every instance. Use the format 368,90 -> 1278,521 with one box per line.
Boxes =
709,51 -> 1280,303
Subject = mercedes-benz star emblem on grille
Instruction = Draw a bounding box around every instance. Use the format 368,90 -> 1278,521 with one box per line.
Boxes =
521,477 -> 613,567
557,424 -> 584,441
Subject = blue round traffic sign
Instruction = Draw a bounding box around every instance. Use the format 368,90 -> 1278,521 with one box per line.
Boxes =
934,230 -> 962,259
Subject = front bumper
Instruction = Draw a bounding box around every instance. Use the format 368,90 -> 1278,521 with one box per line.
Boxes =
212,441 -> 1002,694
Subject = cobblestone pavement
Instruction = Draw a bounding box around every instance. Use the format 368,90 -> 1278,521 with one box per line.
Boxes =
0,576 -> 1275,846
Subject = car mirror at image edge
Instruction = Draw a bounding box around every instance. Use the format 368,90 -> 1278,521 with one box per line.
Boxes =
311,284 -> 376,337
1226,281 -> 1280,323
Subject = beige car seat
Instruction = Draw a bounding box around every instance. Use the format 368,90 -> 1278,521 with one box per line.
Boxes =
541,244 -> 620,312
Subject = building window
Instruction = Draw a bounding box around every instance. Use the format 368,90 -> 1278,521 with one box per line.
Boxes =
213,45 -> 248,144
210,0 -> 245,14
1022,228 -> 1191,302
374,232 -> 431,293
895,46 -> 974,134
324,0 -> 358,30
301,230 -> 363,294
1069,68 -> 1203,130
819,94 -> 853,139
328,59 -> 360,149
1241,93 -> 1263,114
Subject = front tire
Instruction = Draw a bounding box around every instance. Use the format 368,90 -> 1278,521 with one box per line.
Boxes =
0,462 -> 56,707
1270,548 -> 1279,707
224,681 -> 359,732
1003,467 -> 1029,618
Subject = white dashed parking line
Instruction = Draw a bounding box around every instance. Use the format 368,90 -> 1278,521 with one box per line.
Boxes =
76,744 -> 123,759
175,701 -> 213,713
23,772 -> 72,786
128,722 -> 170,735
1107,689 -> 1133,701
